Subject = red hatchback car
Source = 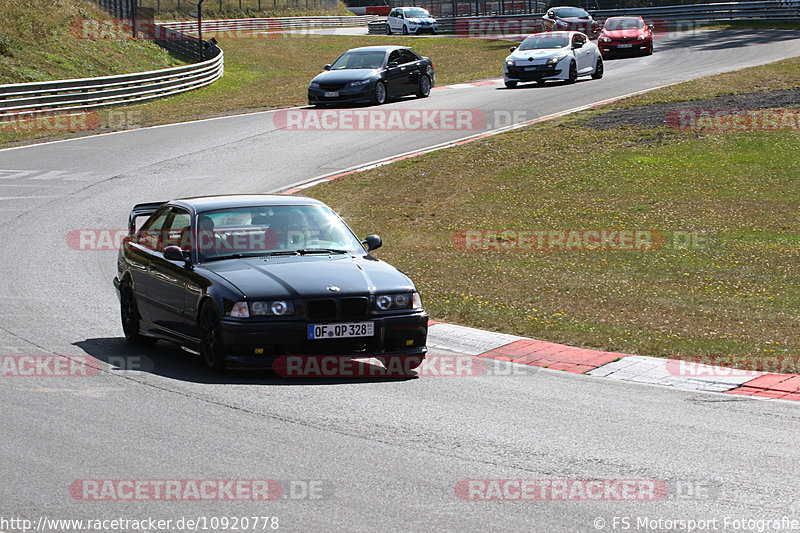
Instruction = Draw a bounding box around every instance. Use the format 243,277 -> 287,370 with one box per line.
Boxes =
598,16 -> 653,57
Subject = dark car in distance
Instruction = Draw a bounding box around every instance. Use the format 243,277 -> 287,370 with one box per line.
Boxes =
541,6 -> 599,36
114,195 -> 428,372
308,45 -> 434,106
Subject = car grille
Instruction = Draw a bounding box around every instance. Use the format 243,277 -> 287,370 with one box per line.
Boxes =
306,297 -> 370,320
319,83 -> 346,91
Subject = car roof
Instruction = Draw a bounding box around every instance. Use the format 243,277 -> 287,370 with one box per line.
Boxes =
345,45 -> 410,53
524,31 -> 581,39
170,194 -> 326,213
604,15 -> 644,20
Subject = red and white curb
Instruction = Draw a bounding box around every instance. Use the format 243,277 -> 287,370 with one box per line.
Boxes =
427,321 -> 800,402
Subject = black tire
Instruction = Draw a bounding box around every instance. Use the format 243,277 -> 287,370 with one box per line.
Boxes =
385,24 -> 392,35
417,75 -> 431,98
372,81 -> 387,105
199,302 -> 226,371
646,43 -> 653,55
567,60 -> 577,84
591,57 -> 604,79
504,80 -> 518,88
402,25 -> 409,35
120,282 -> 153,345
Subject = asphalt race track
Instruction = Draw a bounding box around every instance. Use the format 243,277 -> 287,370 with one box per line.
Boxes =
2,30 -> 800,532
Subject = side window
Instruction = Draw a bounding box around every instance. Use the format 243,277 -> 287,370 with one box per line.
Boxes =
162,208 -> 192,251
398,50 -> 418,64
388,50 -> 401,65
136,207 -> 169,251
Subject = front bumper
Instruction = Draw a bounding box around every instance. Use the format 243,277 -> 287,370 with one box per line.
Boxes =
409,24 -> 438,34
308,82 -> 376,106
599,40 -> 651,55
505,64 -> 564,82
220,311 -> 428,368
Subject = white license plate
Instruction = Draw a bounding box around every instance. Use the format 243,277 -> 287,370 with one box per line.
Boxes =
308,322 -> 374,340
524,67 -> 538,71
324,91 -> 339,97
618,44 -> 633,48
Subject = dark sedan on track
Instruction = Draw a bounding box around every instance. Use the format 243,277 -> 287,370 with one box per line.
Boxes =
542,6 -> 600,36
308,45 -> 434,106
113,195 -> 428,372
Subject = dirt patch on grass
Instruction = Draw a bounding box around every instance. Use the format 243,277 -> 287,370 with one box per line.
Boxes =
586,87 -> 800,129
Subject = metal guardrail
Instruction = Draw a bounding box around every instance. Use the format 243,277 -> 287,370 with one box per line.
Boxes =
0,45 -> 223,119
160,14 -> 381,34
367,1 -> 800,33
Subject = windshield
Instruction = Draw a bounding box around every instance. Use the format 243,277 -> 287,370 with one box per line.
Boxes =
603,17 -> 644,30
404,8 -> 430,17
330,51 -> 385,70
554,8 -> 588,18
196,204 -> 365,262
519,35 -> 569,50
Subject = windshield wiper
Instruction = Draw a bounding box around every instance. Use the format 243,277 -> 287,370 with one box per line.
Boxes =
295,248 -> 349,255
204,251 -> 299,262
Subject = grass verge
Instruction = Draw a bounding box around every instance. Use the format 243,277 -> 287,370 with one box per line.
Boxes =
0,0 -> 186,84
305,59 -> 800,358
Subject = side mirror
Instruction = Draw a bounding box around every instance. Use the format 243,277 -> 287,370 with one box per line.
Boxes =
648,23 -> 654,30
362,234 -> 382,252
323,64 -> 332,70
387,61 -> 399,68
164,245 -> 190,265
509,46 -> 516,52
573,42 -> 583,49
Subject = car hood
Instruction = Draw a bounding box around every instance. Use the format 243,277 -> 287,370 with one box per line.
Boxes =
202,254 -> 415,299
312,69 -> 379,84
509,47 -> 569,61
603,29 -> 648,39
407,17 -> 436,23
557,16 -> 591,22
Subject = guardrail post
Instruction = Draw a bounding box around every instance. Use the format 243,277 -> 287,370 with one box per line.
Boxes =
197,0 -> 205,60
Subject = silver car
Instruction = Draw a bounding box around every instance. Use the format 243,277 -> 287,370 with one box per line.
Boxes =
385,7 -> 438,35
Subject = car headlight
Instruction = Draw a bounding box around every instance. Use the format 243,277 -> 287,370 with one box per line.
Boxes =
309,82 -> 319,89
546,54 -> 567,66
229,301 -> 250,318
248,300 -> 295,317
599,36 -> 611,43
374,292 -> 419,311
637,34 -> 647,40
347,79 -> 371,88
506,59 -> 514,67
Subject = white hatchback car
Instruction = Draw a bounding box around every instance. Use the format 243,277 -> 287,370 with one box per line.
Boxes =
503,31 -> 603,88
385,7 -> 438,35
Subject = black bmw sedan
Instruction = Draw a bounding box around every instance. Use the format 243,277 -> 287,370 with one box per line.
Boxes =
114,195 -> 428,372
308,45 -> 434,106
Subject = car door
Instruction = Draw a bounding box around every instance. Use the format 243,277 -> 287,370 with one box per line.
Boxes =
146,207 -> 197,337
392,10 -> 403,32
399,49 -> 423,95
544,9 -> 555,30
126,206 -> 170,325
572,33 -> 593,73
384,49 -> 410,98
